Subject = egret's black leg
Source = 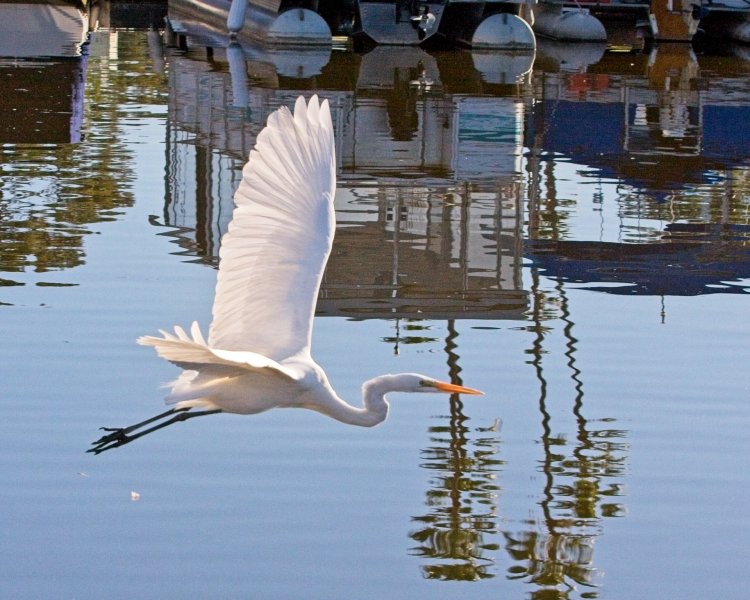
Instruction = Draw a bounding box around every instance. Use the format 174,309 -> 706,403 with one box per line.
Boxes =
96,407 -> 189,441
88,408 -> 222,454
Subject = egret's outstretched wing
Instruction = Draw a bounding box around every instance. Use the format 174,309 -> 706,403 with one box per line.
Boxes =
208,95 -> 336,361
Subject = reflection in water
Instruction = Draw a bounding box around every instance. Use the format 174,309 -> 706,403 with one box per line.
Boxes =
513,72 -> 634,590
384,60 -> 421,142
162,39 -> 750,318
525,44 -> 750,297
411,403 -> 503,581
504,262 -> 629,597
405,277 -> 630,592
527,233 -> 750,296
3,23 -> 750,597
163,47 -> 529,319
0,59 -> 87,144
410,321 -> 504,580
0,31 -> 166,288
153,37 -> 749,593
526,44 -> 750,195
320,185 -> 527,319
0,2 -> 89,143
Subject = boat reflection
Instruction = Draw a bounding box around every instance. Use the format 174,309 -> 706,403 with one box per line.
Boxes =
526,42 -> 750,298
535,38 -> 607,73
527,230 -> 750,296
164,44 -> 530,320
0,0 -> 165,145
526,43 -> 750,192
0,1 -> 88,144
164,38 -> 750,316
0,4 -> 168,293
0,30 -> 164,285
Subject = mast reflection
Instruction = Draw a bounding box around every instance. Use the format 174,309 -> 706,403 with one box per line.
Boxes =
410,321 -> 504,581
503,265 -> 629,597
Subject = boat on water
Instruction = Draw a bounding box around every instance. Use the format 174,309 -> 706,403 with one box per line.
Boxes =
166,0 -> 537,49
143,0 -> 750,50
353,0 -> 446,45
353,0 -> 537,49
167,0 -> 333,47
534,0 -> 750,43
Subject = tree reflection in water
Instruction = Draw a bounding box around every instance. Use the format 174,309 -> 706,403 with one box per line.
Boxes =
0,32 -> 165,285
409,320 -> 504,581
410,277 -> 629,596
503,271 -> 628,598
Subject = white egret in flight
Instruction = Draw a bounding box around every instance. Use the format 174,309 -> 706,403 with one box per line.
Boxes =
89,95 -> 482,454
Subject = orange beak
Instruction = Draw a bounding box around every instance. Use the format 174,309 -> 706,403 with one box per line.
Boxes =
431,380 -> 484,395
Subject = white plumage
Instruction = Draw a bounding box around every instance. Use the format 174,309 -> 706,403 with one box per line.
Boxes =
90,95 -> 481,453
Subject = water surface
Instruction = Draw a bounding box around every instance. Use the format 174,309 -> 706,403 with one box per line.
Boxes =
1,28 -> 749,600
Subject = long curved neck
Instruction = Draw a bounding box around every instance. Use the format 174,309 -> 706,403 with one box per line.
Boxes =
314,376 -> 392,427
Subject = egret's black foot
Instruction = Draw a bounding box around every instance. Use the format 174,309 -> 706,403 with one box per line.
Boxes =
91,427 -> 128,446
87,408 -> 221,454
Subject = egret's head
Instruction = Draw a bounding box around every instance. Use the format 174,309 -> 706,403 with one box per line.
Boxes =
377,373 -> 483,395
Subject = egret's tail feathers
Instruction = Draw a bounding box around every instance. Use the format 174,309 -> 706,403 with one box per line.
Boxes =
138,321 -> 298,379
137,322 -> 216,370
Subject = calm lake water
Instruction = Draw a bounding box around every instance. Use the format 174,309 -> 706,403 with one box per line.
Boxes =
1,24 -> 749,600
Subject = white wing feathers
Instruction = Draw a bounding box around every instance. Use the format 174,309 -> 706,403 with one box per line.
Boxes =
137,323 -> 297,379
208,95 -> 335,362
138,95 -> 336,373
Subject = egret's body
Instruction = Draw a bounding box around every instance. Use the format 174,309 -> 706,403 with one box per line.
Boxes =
90,96 -> 481,454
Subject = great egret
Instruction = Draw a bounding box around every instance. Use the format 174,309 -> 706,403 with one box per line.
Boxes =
89,95 -> 482,454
